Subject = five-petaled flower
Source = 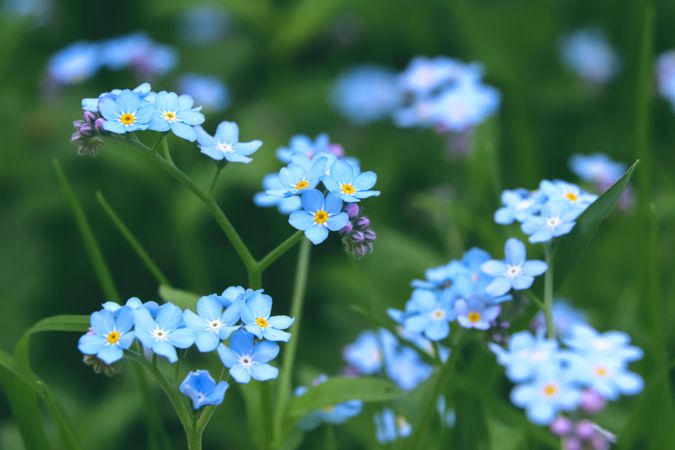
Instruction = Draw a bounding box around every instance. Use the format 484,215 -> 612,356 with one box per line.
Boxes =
179,370 -> 229,410
134,303 -> 196,363
289,189 -> 349,244
183,294 -> 240,352
99,89 -> 155,134
217,331 -> 280,383
147,91 -> 205,141
78,307 -> 136,364
481,238 -> 547,296
322,160 -> 380,203
196,121 -> 262,163
240,291 -> 294,342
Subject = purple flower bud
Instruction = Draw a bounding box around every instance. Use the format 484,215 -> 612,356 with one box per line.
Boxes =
363,230 -> 377,242
344,203 -> 360,219
580,390 -> 606,415
355,216 -> 370,229
500,321 -> 510,329
550,417 -> 573,436
329,143 -> 345,158
563,438 -> 582,450
94,118 -> 106,133
350,231 -> 365,243
575,420 -> 595,440
590,435 -> 611,450
83,111 -> 97,123
71,131 -> 82,142
340,222 -> 353,234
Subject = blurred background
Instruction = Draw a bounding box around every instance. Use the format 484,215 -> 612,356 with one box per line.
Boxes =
1,0 -> 673,449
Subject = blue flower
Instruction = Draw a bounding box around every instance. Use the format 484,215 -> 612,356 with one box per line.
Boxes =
296,375 -> 363,430
455,296 -> 500,330
217,331 -> 279,383
240,291 -> 293,342
179,370 -> 229,409
481,238 -> 548,296
147,91 -> 205,141
560,28 -> 619,85
488,331 -> 561,382
510,365 -> 582,425
375,409 -> 412,444
102,296 -> 159,316
382,338 -> 433,391
494,188 -> 543,225
531,300 -> 586,338
402,289 -> 454,341
569,153 -> 625,186
657,51 -> 675,110
276,134 -> 330,163
322,160 -> 380,203
265,159 -> 327,198
196,121 -> 262,163
47,42 -> 100,85
289,189 -> 349,244
82,83 -> 152,112
520,202 -> 580,243
565,354 -> 643,401
78,307 -> 135,364
428,80 -> 500,132
539,180 -> 597,211
134,303 -> 196,363
179,74 -> 229,111
343,331 -> 384,375
563,324 -> 643,364
254,173 -> 303,214
330,66 -> 401,124
183,295 -> 240,352
397,56 -> 480,97
99,89 -> 156,134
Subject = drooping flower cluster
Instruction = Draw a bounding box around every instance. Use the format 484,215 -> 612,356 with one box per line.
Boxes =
78,287 -> 293,409
656,50 -> 675,110
295,374 -> 363,431
47,33 -> 176,87
489,325 -> 643,427
495,180 -> 598,243
254,134 -> 380,249
559,28 -> 620,86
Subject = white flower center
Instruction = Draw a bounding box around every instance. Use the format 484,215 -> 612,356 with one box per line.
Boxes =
239,355 -> 253,368
515,199 -> 532,211
431,309 -> 446,320
529,349 -> 549,363
546,216 -> 561,229
591,339 -> 612,352
216,142 -> 234,153
206,319 -> 223,332
151,327 -> 169,342
505,264 -> 522,279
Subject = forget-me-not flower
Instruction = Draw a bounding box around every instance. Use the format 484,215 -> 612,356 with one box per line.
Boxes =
99,89 -> 156,134
217,331 -> 279,383
179,370 -> 229,409
429,80 -> 500,132
82,83 -> 152,113
78,307 -> 135,364
147,91 -> 205,141
240,292 -> 293,342
539,180 -> 597,211
134,303 -> 195,363
569,153 -> 625,186
296,375 -> 363,430
455,296 -> 500,330
481,238 -> 547,296
330,66 -> 402,124
343,330 -> 384,375
521,202 -> 580,243
560,28 -> 620,85
489,331 -> 561,382
322,160 -> 380,203
179,74 -> 229,112
564,324 -> 643,364
566,355 -> 643,401
276,134 -> 330,163
375,409 -> 412,444
47,42 -> 100,85
183,294 -> 240,352
254,173 -> 303,213
265,160 -> 327,198
494,188 -> 543,225
289,189 -> 349,244
402,289 -> 454,341
196,121 -> 262,163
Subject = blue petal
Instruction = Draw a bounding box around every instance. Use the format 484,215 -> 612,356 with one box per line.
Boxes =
235,141 -> 262,156
331,160 -> 353,183
305,225 -> 329,244
486,277 -> 512,296
195,332 -> 220,352
229,330 -> 254,354
178,94 -> 195,110
224,153 -> 253,163
78,334 -> 106,355
326,212 -> 348,231
116,90 -> 140,112
153,341 -> 178,363
135,103 -> 156,124
149,115 -> 171,132
267,315 -> 294,330
262,328 -> 291,342
251,341 -> 280,363
103,120 -> 126,134
91,310 -> 115,334
300,189 -> 324,212
247,293 -> 272,319
98,97 -> 120,120
250,364 -> 278,381
156,303 -> 183,330
230,365 -> 251,383
97,345 -> 124,364
243,323 -> 264,339
215,121 -> 239,143
177,109 -> 205,125
512,275 -> 534,290
217,343 -> 239,368
184,309 -> 206,330
481,260 -> 506,276
197,295 -> 222,320
324,191 -> 343,214
505,238 -> 526,265
171,122 -> 198,141
200,146 -> 226,161
169,328 -> 196,349
522,261 -> 547,276
289,211 -> 314,231
425,320 -> 449,341
353,171 -> 377,190
195,126 -> 216,146
322,176 -> 339,192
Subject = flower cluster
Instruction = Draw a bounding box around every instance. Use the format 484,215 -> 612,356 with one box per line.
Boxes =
254,134 -> 380,248
48,33 -> 176,86
78,287 -> 293,409
656,50 -> 675,110
295,375 -> 363,431
560,28 -> 620,86
489,325 -> 643,427
495,180 -> 598,243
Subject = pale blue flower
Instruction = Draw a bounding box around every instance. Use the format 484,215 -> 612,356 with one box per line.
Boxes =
98,89 -> 156,134
397,56 -> 481,97
148,91 -> 205,141
196,121 -> 261,163
343,331 -> 384,375
657,51 -> 675,110
489,331 -> 561,382
322,160 -> 380,203
566,354 -> 643,401
296,375 -> 363,430
569,153 -> 625,186
375,409 -> 412,444
560,28 -> 619,85
183,294 -> 240,352
265,160 -> 326,198
494,188 -> 543,225
289,189 -> 349,244
179,74 -> 229,111
429,80 -> 500,132
539,180 -> 597,211
82,83 -> 152,112
402,289 -> 454,341
78,307 -> 135,364
47,41 -> 100,85
254,173 -> 302,213
134,303 -> 195,363
240,292 -> 293,342
217,331 -> 279,383
276,134 -> 330,163
455,296 -> 500,330
521,202 -> 580,243
331,66 -> 401,124
180,370 -> 229,409
563,324 -> 643,364
481,238 -> 548,296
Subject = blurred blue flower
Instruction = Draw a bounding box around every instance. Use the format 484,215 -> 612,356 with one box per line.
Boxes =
402,289 -> 454,341
217,331 -> 279,383
397,56 -> 481,97
241,291 -> 293,342
265,160 -> 327,198
102,296 -> 160,317
99,89 -> 156,133
657,50 -> 675,110
254,173 -> 303,213
330,65 -> 401,124
375,409 -> 412,444
566,355 -> 643,401
183,294 -> 240,352
455,296 -> 500,330
289,189 -> 349,244
134,303 -> 195,363
147,91 -> 205,141
296,375 -> 363,430
100,33 -> 177,78
531,300 -> 586,338
481,238 -> 547,296
276,134 -> 330,163
489,331 -> 560,382
494,188 -> 543,225
539,180 -> 597,211
179,370 -> 229,409
179,74 -> 229,111
78,307 -> 135,364
563,324 -> 643,364
322,160 -> 380,203
520,202 -> 580,243
47,42 -> 100,85
429,80 -> 500,132
569,153 -> 625,186
560,28 -> 620,85
196,121 -> 262,162
343,330 -> 383,375
177,5 -> 230,46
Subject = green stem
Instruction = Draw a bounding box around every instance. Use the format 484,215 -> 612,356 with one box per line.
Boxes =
186,426 -> 203,450
208,163 -> 226,195
258,231 -> 304,272
524,290 -> 545,310
543,244 -> 555,339
272,238 -> 311,443
408,332 -> 464,450
161,135 -> 174,163
324,425 -> 337,450
248,267 -> 262,290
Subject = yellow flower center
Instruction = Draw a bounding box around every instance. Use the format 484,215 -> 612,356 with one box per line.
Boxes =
295,180 -> 309,190
432,309 -> 445,319
162,111 -> 177,122
594,366 -> 609,377
322,405 -> 335,413
341,183 -> 355,195
256,317 -> 269,328
467,311 -> 481,323
120,113 -> 136,125
542,384 -> 558,397
106,330 -> 121,344
314,210 -> 328,224
565,192 -> 579,202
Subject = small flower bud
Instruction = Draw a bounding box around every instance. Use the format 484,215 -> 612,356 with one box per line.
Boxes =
340,222 -> 353,234
563,438 -> 582,450
350,231 -> 365,243
363,230 -> 377,242
329,143 -> 345,158
82,354 -> 122,377
580,390 -> 606,415
94,117 -> 106,133
550,417 -> 573,436
575,420 -> 595,440
83,110 -> 97,123
355,216 -> 371,229
344,203 -> 360,219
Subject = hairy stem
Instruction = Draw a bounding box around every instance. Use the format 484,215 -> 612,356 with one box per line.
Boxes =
543,244 -> 555,339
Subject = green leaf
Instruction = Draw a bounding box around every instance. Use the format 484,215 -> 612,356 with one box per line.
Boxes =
553,160 -> 639,289
159,284 -> 200,310
37,381 -> 84,450
287,377 -> 402,419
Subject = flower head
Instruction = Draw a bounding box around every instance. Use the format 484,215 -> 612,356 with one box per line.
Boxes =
179,74 -> 229,112
78,307 -> 135,364
343,331 -> 384,375
217,331 -> 279,383
564,324 -> 643,364
455,296 -> 500,330
183,294 -> 240,352
134,303 -> 195,363
47,42 -> 100,85
196,121 -> 262,163
560,28 -> 619,85
489,331 -> 561,382
99,89 -> 156,134
289,189 -> 349,244
179,370 -> 229,409
295,375 -> 363,430
241,292 -> 293,342
375,409 -> 412,444
147,91 -> 205,141
494,189 -> 543,225
331,65 -> 401,124
402,289 -> 454,341
521,202 -> 581,243
481,238 -> 548,296
276,134 -> 331,163
322,160 -> 380,203
265,159 -> 326,198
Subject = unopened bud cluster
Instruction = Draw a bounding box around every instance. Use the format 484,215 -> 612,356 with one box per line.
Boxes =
340,204 -> 377,259
71,111 -> 105,155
